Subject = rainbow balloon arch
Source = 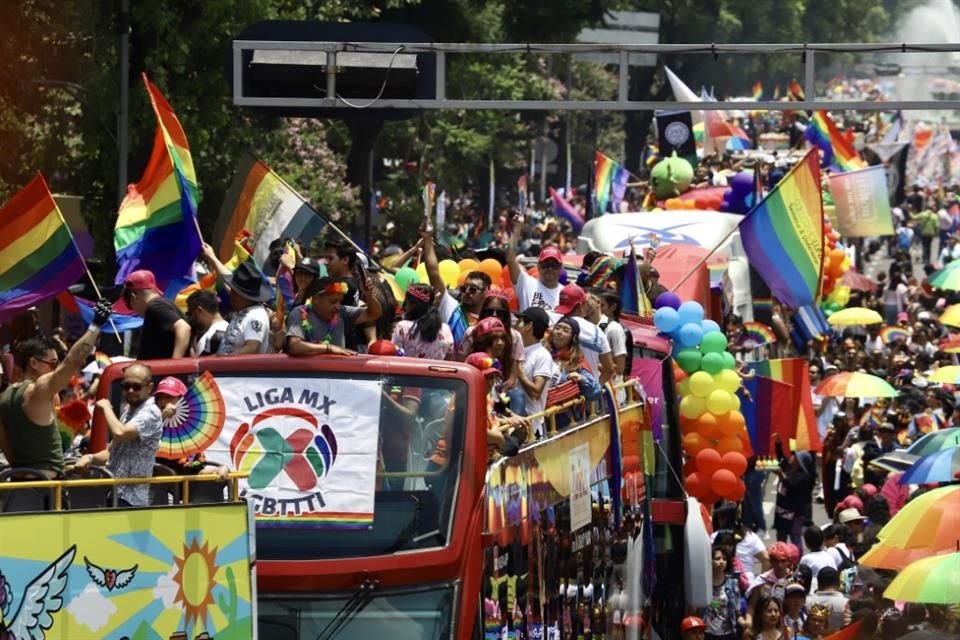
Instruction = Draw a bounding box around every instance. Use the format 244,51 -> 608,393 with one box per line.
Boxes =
653,294 -> 751,505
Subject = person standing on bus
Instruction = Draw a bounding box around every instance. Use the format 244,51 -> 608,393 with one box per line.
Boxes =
391,283 -> 454,360
285,276 -> 383,356
508,215 -> 564,312
216,261 -> 274,355
514,307 -> 554,437
0,301 -> 111,478
552,284 -> 615,385
118,270 -> 191,359
421,225 -> 489,343
186,290 -> 227,356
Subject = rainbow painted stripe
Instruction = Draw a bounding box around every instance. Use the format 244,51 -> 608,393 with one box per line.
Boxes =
0,174 -> 84,314
256,512 -> 373,529
114,75 -> 201,287
157,371 -> 227,460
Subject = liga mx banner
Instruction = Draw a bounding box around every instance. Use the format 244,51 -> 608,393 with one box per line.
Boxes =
208,377 -> 382,528
828,165 -> 895,237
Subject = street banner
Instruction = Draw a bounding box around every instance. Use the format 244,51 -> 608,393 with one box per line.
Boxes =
208,376 -> 382,528
828,165 -> 895,237
656,110 -> 696,163
0,503 -> 253,639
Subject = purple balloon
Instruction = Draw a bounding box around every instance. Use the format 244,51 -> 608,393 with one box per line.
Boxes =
655,291 -> 682,310
559,269 -> 568,284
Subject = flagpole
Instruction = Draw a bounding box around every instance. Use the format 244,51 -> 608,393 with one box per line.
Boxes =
45,180 -> 121,336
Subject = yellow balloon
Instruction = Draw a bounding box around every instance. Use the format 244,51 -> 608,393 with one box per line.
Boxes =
706,389 -> 733,415
715,369 -> 741,394
415,262 -> 428,282
459,258 -> 481,274
680,395 -> 707,419
438,260 -> 460,287
678,378 -> 691,397
689,371 -> 715,399
730,392 -> 741,411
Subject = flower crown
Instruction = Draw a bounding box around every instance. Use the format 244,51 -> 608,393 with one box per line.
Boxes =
323,281 -> 349,295
406,285 -> 434,304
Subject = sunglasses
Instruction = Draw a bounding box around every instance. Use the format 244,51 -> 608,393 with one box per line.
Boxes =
121,382 -> 147,392
460,284 -> 484,295
538,261 -> 562,269
34,358 -> 59,367
481,308 -> 510,319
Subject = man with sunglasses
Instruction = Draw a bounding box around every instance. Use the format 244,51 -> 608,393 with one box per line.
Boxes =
76,363 -> 163,507
117,269 -> 191,360
0,300 -> 112,479
421,226 -> 491,344
508,216 -> 564,312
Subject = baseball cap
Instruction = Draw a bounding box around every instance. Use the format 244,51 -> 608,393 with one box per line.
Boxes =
515,307 -> 550,335
154,376 -> 187,397
114,269 -> 162,313
475,316 -> 506,337
785,582 -> 806,596
294,257 -> 321,276
465,352 -> 502,378
897,311 -> 909,322
680,616 -> 706,632
838,507 -> 866,524
539,246 -> 564,264
555,284 -> 587,316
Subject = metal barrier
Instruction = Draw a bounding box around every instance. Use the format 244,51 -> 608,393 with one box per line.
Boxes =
0,472 -> 249,512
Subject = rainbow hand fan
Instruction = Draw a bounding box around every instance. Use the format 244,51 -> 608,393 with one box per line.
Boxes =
879,325 -> 910,345
157,370 -> 226,460
94,351 -> 112,370
742,321 -> 777,347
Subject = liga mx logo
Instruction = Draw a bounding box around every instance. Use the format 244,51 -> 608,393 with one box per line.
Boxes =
230,407 -> 338,493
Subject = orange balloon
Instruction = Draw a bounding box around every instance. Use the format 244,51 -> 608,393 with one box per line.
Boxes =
695,413 -> 724,439
685,472 -> 709,499
480,258 -> 503,282
696,448 -> 724,476
721,451 -> 748,476
457,270 -> 470,286
680,415 -> 698,436
728,480 -> 746,501
711,468 -> 739,498
458,258 -> 481,274
500,264 -> 512,288
683,432 -> 710,456
715,436 -> 743,455
683,459 -> 698,477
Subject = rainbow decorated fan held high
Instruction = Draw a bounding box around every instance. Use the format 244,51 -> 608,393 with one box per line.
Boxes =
94,351 -> 112,370
879,325 -> 910,345
157,370 -> 226,460
742,321 -> 777,347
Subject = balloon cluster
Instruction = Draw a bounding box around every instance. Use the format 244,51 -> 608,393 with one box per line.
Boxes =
820,219 -> 851,315
652,293 -> 749,505
664,193 -> 725,211
394,257 -> 526,311
719,171 -> 758,214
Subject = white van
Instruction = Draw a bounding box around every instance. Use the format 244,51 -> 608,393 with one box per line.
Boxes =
575,211 -> 755,320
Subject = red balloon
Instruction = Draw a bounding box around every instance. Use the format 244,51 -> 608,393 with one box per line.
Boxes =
699,489 -> 720,507
500,264 -> 512,289
722,451 -> 748,476
711,468 -> 739,498
715,436 -> 744,455
696,448 -> 724,476
683,459 -> 698,477
694,197 -> 709,210
685,472 -> 708,499
680,415 -> 698,436
728,479 -> 746,502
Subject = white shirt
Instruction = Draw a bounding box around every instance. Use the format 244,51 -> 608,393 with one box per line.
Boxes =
571,317 -> 611,375
522,342 -> 556,434
814,395 -> 839,440
799,550 -> 838,591
220,305 -> 271,355
601,315 -> 628,359
735,530 -> 767,584
196,319 -> 228,356
514,270 -> 561,312
827,542 -> 854,567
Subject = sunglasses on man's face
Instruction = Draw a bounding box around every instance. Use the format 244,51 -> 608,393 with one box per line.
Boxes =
121,382 -> 147,392
460,284 -> 484,295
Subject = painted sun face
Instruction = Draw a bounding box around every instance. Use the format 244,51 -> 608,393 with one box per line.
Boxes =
173,538 -> 218,630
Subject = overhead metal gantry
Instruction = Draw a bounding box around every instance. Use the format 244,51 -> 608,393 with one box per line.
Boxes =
233,40 -> 960,112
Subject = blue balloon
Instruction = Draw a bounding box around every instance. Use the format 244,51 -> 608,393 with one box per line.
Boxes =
671,341 -> 684,358
701,319 -> 722,334
677,301 -> 705,326
654,307 -> 680,334
678,322 -> 704,347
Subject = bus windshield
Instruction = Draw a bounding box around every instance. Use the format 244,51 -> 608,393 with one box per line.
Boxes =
105,370 -> 468,560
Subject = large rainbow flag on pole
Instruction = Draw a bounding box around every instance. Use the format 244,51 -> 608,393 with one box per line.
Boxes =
594,150 -> 616,214
114,75 -> 202,288
748,358 -> 822,452
805,110 -> 867,172
738,148 -> 825,309
0,174 -> 85,318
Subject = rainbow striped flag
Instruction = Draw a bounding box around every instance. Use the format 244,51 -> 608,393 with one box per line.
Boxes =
748,358 -> 821,452
114,75 -> 201,288
620,245 -> 652,318
594,150 -> 616,214
806,110 -> 867,171
788,79 -> 805,100
739,149 -> 824,309
751,81 -> 763,100
549,187 -> 585,233
0,174 -> 85,317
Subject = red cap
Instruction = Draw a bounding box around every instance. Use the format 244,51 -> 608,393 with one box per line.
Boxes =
555,283 -> 586,316
154,376 -> 187,397
113,269 -> 162,313
539,246 -> 564,264
681,616 -> 706,632
475,316 -> 506,337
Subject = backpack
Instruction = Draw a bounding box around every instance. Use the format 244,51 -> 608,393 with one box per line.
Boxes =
835,545 -> 858,594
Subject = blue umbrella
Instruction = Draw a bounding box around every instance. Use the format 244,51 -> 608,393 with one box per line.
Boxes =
726,136 -> 750,151
899,446 -> 960,485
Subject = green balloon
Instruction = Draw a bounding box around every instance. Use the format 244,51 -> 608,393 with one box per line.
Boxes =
721,352 -> 737,370
394,266 -> 420,293
676,348 -> 702,374
700,332 -> 729,354
701,352 -> 725,375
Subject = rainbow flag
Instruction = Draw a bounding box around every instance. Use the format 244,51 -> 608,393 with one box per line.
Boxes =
114,75 -> 201,288
751,81 -> 763,100
749,358 -> 821,452
0,175 -> 85,317
806,111 -> 867,171
57,292 -> 143,334
594,150 -> 616,214
788,79 -> 805,100
602,382 -> 624,526
620,245 -> 652,318
549,187 -> 584,233
213,154 -> 327,265
738,375 -> 797,455
772,84 -> 781,100
739,149 -> 824,309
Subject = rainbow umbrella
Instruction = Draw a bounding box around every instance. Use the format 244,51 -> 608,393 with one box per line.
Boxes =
884,552 -> 960,603
941,334 -> 960,353
872,485 -> 960,550
813,371 -> 898,398
870,429 -> 960,474
741,321 -> 777,347
879,325 -> 910,344
927,365 -> 960,384
157,371 -> 227,460
899,447 -> 960,485
940,304 -> 960,327
840,269 -> 878,293
929,262 -> 960,291
826,306 -> 883,326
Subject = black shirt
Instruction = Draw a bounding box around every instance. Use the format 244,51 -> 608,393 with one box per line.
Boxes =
137,297 -> 184,360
